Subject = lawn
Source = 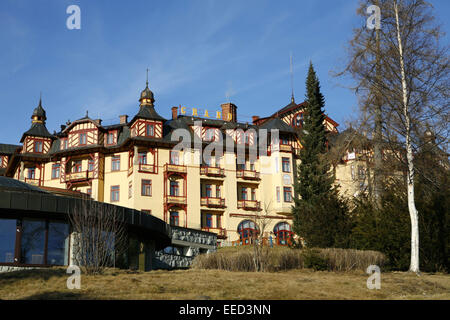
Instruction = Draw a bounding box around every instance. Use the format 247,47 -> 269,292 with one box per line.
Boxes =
0,267 -> 449,300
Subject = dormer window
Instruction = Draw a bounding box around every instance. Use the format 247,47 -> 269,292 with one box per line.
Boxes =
107,132 -> 115,145
146,124 -> 155,137
34,141 -> 43,153
79,133 -> 87,146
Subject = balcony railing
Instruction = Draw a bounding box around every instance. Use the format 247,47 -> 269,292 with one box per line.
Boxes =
164,163 -> 187,174
25,178 -> 40,186
237,200 -> 261,211
165,195 -> 187,205
279,144 -> 292,152
201,197 -> 226,208
200,166 -> 225,177
236,169 -> 260,180
139,163 -> 156,173
201,227 -> 227,239
66,171 -> 94,182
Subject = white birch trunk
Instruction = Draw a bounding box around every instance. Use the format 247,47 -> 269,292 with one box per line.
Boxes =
394,0 -> 420,273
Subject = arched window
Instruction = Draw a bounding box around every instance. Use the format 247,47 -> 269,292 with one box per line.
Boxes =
273,222 -> 293,245
292,112 -> 304,128
237,220 -> 259,244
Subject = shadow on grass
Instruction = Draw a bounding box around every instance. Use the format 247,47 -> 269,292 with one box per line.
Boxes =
21,291 -> 91,300
0,268 -> 66,282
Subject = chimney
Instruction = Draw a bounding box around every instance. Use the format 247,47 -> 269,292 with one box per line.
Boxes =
221,103 -> 237,122
94,119 -> 102,126
171,107 -> 178,120
60,125 -> 66,132
119,114 -> 128,124
252,116 -> 259,125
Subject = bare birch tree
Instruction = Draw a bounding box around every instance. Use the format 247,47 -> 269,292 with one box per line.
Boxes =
251,201 -> 273,272
337,0 -> 449,273
69,200 -> 128,274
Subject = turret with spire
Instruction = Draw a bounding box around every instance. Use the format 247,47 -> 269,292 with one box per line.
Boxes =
20,96 -> 53,143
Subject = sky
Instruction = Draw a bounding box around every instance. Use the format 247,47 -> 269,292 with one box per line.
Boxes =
0,0 -> 449,144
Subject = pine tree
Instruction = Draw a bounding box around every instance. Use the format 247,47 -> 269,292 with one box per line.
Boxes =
292,63 -> 350,248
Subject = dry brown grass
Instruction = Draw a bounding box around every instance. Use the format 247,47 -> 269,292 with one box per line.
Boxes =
0,267 -> 449,300
192,247 -> 387,272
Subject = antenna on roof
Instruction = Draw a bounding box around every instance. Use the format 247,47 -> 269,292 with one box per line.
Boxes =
290,52 -> 295,103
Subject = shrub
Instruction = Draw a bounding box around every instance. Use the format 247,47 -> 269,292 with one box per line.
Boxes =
192,247 -> 386,272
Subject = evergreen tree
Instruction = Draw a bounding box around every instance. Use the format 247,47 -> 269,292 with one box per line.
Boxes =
292,63 -> 351,248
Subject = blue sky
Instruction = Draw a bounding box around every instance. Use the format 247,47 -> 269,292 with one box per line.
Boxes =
1,0 -> 449,144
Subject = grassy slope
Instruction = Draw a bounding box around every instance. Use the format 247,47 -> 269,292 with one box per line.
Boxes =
0,267 -> 449,300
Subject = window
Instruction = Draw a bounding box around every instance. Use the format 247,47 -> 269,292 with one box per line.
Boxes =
283,187 -> 292,202
236,162 -> 245,171
0,219 -> 16,263
216,215 -> 222,228
79,133 -> 87,145
273,222 -> 293,245
170,151 -> 179,165
205,184 -> 212,198
170,212 -> 179,226
146,124 -> 155,137
47,221 -> 69,266
216,185 -> 221,198
282,157 -> 291,172
138,152 -> 147,165
206,214 -> 213,228
73,161 -> 82,173
293,113 -> 304,127
111,156 -> 120,171
107,132 -> 115,145
281,137 -> 289,145
34,141 -> 43,153
142,209 -> 152,215
141,179 -> 152,196
237,220 -> 259,243
249,160 -> 255,171
111,185 -> 120,202
88,160 -> 95,172
21,219 -> 46,264
61,138 -> 68,150
170,181 -> 179,196
244,132 -> 250,144
51,164 -> 60,179
251,188 -> 256,201
276,186 -> 281,203
0,219 -> 69,266
28,167 -> 36,179
241,187 -> 248,200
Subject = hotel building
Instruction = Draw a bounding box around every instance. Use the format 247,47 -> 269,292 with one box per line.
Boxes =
0,80 -> 357,248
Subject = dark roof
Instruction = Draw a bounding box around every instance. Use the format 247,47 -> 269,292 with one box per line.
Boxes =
0,176 -> 48,193
131,105 -> 166,123
259,118 -> 295,133
20,122 -> 54,142
0,143 -> 21,154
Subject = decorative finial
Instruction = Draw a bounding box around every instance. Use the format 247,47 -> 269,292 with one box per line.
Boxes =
290,52 -> 295,104
146,68 -> 149,87
39,91 -> 42,106
86,110 -> 89,118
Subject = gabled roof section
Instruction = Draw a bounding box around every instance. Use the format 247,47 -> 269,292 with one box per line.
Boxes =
61,114 -> 104,135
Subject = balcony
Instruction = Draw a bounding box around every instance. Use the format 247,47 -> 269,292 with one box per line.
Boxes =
201,227 -> 227,239
66,171 -> 94,182
237,200 -> 261,211
279,144 -> 292,152
165,195 -> 187,205
200,166 -> 225,178
139,163 -> 156,173
201,197 -> 226,208
236,169 -> 260,180
25,178 -> 40,186
164,163 -> 187,174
